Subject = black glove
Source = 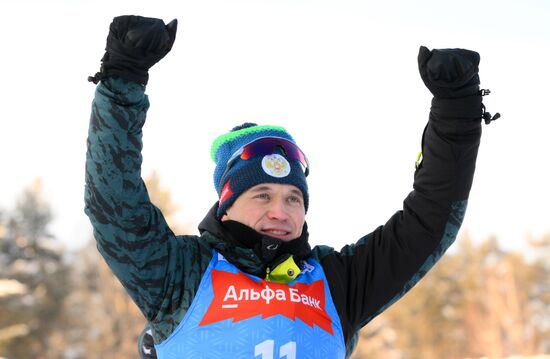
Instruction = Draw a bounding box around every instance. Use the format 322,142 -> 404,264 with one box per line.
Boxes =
88,15 -> 178,85
418,46 -> 480,99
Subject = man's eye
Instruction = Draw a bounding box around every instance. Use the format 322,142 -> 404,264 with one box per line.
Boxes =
256,193 -> 270,200
288,196 -> 302,204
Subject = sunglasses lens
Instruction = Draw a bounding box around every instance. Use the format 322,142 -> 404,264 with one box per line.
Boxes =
241,138 -> 308,172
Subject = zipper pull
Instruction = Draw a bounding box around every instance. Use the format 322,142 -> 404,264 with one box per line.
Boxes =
479,89 -> 501,125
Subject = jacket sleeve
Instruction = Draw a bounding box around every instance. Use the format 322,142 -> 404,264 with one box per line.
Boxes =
319,94 -> 483,346
84,78 -> 191,323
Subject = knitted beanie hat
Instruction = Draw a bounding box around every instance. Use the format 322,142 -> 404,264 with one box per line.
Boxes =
211,123 -> 309,218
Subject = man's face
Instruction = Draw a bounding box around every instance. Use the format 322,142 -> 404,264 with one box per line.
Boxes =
221,183 -> 306,242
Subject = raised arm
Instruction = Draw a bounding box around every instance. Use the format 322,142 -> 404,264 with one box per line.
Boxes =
84,16 -> 180,319
317,46 -> 498,345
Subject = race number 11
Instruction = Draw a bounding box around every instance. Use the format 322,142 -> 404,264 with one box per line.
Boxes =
255,339 -> 296,359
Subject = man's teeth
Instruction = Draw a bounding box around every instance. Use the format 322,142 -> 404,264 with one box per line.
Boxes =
267,230 -> 287,235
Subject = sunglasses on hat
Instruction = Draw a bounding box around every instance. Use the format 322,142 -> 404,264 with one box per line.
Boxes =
219,136 -> 310,186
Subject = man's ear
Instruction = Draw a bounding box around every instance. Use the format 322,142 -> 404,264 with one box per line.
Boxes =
220,208 -> 230,222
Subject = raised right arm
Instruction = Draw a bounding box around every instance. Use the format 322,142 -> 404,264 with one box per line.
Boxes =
84,16 -> 182,321
85,77 -> 171,317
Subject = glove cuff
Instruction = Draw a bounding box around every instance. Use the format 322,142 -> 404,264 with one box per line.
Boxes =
87,67 -> 148,86
430,94 -> 483,119
428,95 -> 483,138
88,48 -> 151,85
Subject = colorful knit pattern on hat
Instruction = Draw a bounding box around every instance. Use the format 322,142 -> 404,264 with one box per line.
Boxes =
211,123 -> 309,218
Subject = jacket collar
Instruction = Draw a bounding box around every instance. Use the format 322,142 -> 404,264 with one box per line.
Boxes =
198,203 -> 312,277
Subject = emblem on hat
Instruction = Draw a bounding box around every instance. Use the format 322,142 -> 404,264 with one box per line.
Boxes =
261,154 -> 290,178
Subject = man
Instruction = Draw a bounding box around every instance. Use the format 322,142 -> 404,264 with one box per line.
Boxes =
85,15 -> 498,359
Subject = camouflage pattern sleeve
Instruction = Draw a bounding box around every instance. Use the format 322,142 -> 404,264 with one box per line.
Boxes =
84,78 -> 186,321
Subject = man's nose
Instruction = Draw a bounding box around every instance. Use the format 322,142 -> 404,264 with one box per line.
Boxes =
266,198 -> 289,220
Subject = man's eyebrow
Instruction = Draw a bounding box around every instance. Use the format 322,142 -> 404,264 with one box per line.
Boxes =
290,188 -> 303,196
249,185 -> 273,193
248,185 -> 302,198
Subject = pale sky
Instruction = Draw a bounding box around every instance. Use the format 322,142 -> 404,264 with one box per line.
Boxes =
1,0 -> 549,253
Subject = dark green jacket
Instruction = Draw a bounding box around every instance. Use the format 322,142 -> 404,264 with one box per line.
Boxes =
85,78 -> 482,354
